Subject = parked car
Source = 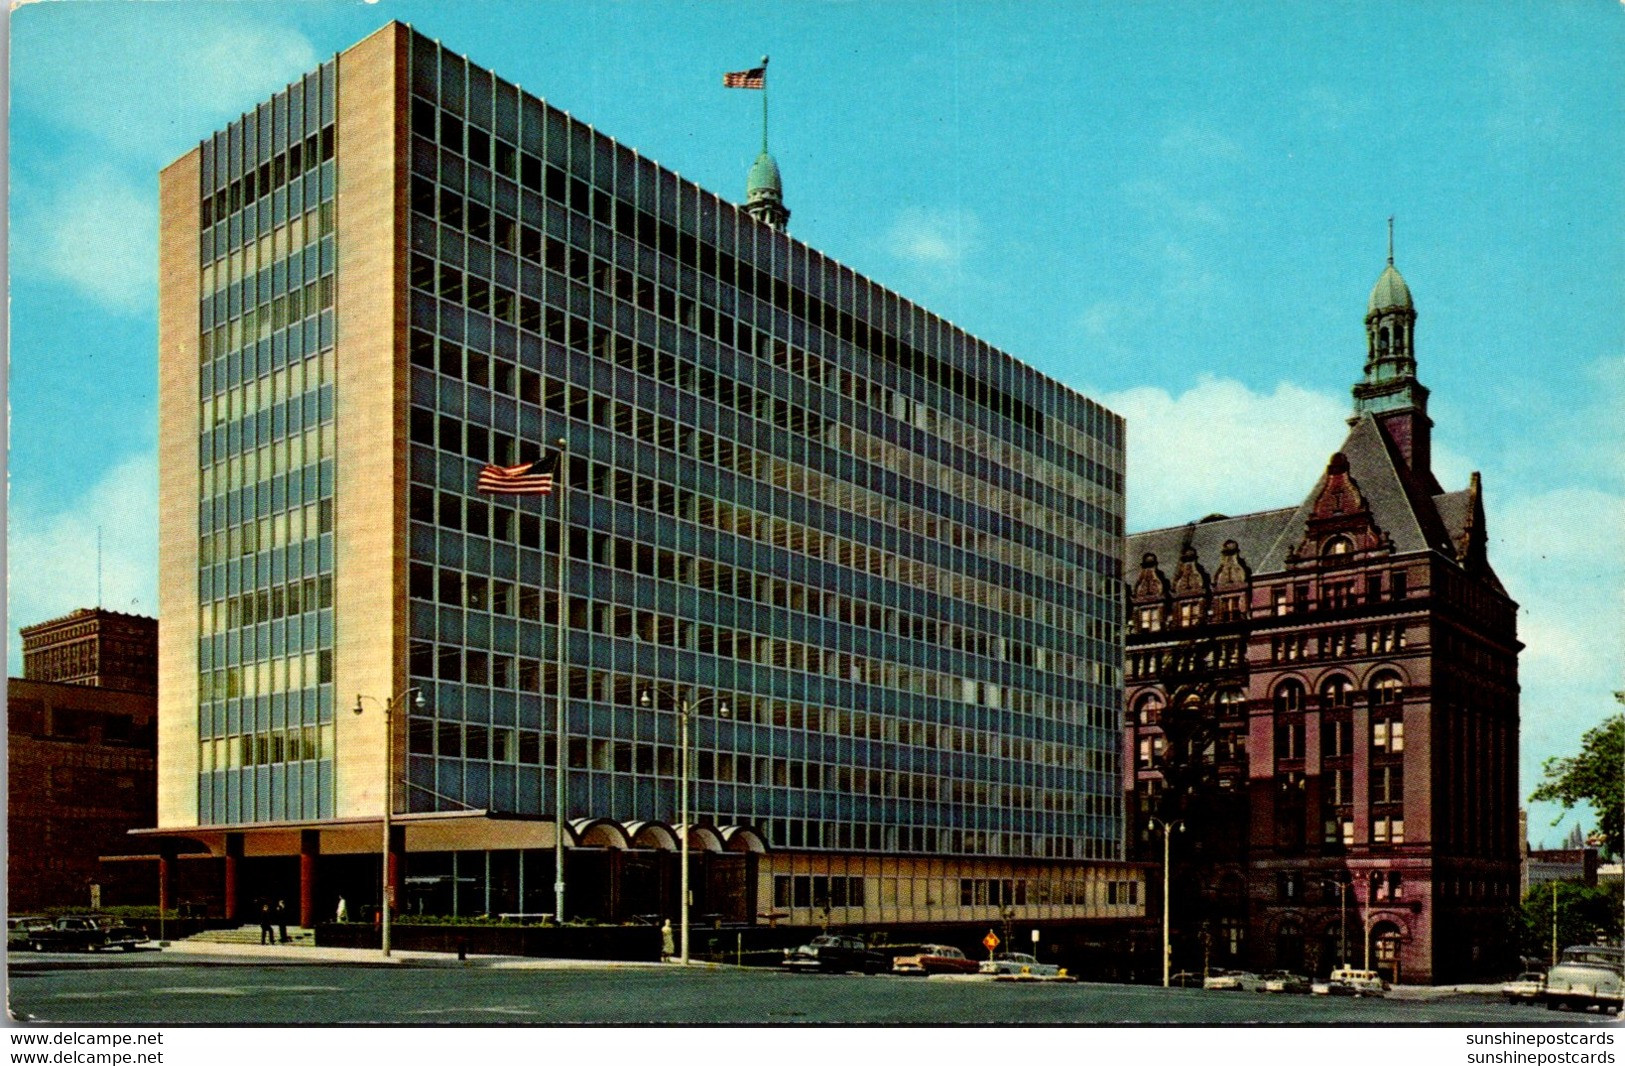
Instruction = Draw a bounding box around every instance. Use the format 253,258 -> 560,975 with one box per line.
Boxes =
979,952 -> 1061,977
892,944 -> 978,976
782,934 -> 887,974
1310,977 -> 1361,997
1501,971 -> 1546,1004
1168,971 -> 1205,988
7,916 -> 53,949
1262,971 -> 1312,994
1203,969 -> 1265,992
1327,966 -> 1387,997
25,915 -> 145,952
1543,945 -> 1623,1014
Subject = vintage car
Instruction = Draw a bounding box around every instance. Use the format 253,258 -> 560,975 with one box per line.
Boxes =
26,915 -> 145,952
7,916 -> 53,950
1501,971 -> 1546,1004
891,944 -> 979,976
1543,945 -> 1622,1014
1203,969 -> 1265,992
978,952 -> 1061,977
782,934 -> 887,974
1261,971 -> 1312,994
1326,966 -> 1387,997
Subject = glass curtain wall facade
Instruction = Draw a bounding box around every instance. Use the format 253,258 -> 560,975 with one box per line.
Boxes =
160,23 -> 1136,928
398,29 -> 1124,864
192,62 -> 340,823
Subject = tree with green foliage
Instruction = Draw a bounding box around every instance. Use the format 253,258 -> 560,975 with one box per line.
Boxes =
1513,880 -> 1624,965
1529,713 -> 1624,859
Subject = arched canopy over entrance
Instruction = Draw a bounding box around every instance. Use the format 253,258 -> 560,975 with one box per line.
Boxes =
569,818 -> 631,850
677,824 -> 724,853
622,821 -> 679,851
720,825 -> 768,853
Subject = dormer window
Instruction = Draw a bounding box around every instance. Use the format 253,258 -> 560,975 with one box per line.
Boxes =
1322,535 -> 1353,558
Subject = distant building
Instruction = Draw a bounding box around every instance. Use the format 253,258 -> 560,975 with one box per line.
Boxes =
1525,848 -> 1599,890
8,641 -> 159,911
1123,248 -> 1522,984
21,608 -> 159,695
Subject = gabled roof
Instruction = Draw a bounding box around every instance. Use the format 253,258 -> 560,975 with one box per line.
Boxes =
1129,507 -> 1296,589
1256,414 -> 1450,571
1126,414 -> 1500,587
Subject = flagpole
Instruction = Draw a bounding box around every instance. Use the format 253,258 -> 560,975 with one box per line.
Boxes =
553,437 -> 569,924
760,55 -> 770,154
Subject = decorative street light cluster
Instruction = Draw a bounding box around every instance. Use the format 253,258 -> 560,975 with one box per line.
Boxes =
640,689 -> 729,965
352,687 -> 427,958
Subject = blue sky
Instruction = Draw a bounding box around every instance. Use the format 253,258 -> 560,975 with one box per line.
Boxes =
8,0 -> 1622,847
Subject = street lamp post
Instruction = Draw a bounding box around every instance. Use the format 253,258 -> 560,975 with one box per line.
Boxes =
353,687 -> 426,957
1148,816 -> 1184,987
641,690 -> 728,965
1310,872 -> 1352,970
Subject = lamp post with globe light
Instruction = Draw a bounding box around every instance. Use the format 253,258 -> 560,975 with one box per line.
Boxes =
640,689 -> 728,964
352,687 -> 425,957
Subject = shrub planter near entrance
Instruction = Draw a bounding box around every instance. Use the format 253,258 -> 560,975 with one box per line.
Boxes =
315,921 -> 661,961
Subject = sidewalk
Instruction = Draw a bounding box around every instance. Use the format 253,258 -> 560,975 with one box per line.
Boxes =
158,938 -> 670,970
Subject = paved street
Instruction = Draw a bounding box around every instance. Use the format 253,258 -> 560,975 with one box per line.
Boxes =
7,948 -> 1617,1026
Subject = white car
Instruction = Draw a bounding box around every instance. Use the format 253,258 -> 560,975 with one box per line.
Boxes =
1203,970 -> 1265,991
979,952 -> 1061,977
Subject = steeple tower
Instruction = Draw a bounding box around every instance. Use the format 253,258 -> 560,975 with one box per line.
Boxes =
1352,219 -> 1433,484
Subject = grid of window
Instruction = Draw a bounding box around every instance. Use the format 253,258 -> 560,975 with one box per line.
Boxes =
192,60 -> 340,824
395,33 -> 1125,861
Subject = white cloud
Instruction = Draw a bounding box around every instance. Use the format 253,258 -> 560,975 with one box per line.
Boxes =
6,451 -> 159,672
12,167 -> 158,314
12,6 -> 319,158
886,206 -> 979,267
1102,376 -> 1349,530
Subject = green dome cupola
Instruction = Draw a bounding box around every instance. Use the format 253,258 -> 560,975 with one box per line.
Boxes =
1352,218 -> 1435,484
745,150 -> 789,229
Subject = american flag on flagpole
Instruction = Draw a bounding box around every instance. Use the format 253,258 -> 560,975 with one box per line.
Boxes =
723,64 -> 766,90
477,453 -> 558,496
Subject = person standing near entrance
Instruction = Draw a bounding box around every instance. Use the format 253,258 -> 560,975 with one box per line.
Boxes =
661,919 -> 674,961
258,901 -> 274,945
335,896 -> 348,923
275,899 -> 290,943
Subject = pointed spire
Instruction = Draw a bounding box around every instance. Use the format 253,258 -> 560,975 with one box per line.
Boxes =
1387,215 -> 1395,265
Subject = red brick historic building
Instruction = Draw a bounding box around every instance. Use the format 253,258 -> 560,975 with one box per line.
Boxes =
1123,249 -> 1521,984
8,610 -> 161,910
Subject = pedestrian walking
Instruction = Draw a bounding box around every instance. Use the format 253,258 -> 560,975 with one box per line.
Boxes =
335,896 -> 348,923
661,919 -> 675,961
275,899 -> 290,943
258,901 -> 274,945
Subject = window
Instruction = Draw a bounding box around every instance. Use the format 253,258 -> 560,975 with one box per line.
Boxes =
1371,764 -> 1403,803
1369,673 -> 1404,707
1372,719 -> 1404,753
1275,719 -> 1305,760
1322,718 -> 1353,757
1322,535 -> 1352,557
1320,675 -> 1354,709
1135,692 -> 1164,725
1274,680 -> 1306,713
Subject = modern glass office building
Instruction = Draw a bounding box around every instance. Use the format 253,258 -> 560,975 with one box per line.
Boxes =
154,22 -> 1139,933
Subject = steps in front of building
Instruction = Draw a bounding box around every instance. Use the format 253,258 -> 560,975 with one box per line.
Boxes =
183,925 -> 316,946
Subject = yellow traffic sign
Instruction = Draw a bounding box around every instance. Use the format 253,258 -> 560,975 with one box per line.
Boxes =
983,930 -> 1000,952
